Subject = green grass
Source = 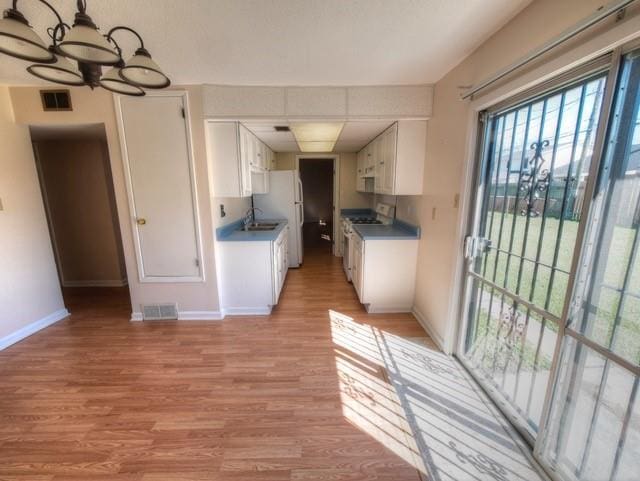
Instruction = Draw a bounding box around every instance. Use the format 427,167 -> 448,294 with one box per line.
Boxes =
468,211 -> 640,365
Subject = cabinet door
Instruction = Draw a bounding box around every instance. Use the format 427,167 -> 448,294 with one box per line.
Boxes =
352,236 -> 364,301
280,234 -> 288,290
257,141 -> 267,170
356,150 -> 365,192
365,143 -> 375,172
374,136 -> 384,193
238,125 -> 253,196
382,125 -> 397,194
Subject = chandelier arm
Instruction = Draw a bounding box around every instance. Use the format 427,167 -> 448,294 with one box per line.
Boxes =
12,0 -> 67,38
106,26 -> 145,50
47,22 -> 70,47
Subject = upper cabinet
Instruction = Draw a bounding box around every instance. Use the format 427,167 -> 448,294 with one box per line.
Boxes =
205,121 -> 273,197
356,120 -> 426,196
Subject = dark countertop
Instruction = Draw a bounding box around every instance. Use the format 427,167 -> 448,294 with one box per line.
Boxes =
216,219 -> 288,242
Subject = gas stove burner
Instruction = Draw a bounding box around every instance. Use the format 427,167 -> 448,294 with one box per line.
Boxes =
351,218 -> 383,225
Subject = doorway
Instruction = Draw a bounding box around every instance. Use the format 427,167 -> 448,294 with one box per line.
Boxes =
30,123 -> 130,312
297,157 -> 337,254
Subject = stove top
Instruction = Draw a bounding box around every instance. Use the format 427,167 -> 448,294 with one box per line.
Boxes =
349,217 -> 382,225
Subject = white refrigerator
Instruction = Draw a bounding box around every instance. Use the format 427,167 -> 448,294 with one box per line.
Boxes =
253,170 -> 304,267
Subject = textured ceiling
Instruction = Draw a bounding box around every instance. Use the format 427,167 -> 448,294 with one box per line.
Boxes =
0,0 -> 531,86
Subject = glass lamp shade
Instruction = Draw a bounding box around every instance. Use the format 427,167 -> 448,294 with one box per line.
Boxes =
27,56 -> 84,86
99,67 -> 144,96
0,14 -> 55,63
120,49 -> 170,88
56,24 -> 120,65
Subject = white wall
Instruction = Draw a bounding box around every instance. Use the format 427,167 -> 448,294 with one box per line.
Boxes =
412,0 -> 640,351
10,85 -> 221,319
0,86 -> 66,344
213,196 -> 252,227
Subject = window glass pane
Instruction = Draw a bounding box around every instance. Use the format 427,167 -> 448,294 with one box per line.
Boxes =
541,337 -> 637,481
570,52 -> 640,365
463,277 -> 558,432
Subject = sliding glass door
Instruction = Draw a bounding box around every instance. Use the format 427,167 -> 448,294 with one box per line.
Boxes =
460,46 -> 640,481
461,71 -> 608,438
538,49 -> 640,481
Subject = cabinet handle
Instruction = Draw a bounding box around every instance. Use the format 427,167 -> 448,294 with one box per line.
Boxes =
380,161 -> 384,165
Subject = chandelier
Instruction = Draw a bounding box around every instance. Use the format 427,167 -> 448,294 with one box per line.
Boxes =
0,0 -> 170,96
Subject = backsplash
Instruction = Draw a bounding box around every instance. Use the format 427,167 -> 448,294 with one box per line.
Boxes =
372,193 -> 420,225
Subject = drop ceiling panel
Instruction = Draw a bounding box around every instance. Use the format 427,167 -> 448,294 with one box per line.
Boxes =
244,120 -> 394,153
333,140 -> 367,153
338,121 -> 394,142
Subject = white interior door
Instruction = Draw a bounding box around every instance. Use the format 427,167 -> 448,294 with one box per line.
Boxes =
117,93 -> 202,282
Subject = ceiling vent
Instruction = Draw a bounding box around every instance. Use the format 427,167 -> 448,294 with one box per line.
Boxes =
274,125 -> 290,132
40,89 -> 72,111
142,303 -> 178,320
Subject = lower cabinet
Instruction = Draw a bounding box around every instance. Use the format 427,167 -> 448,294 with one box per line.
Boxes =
351,233 -> 418,313
272,229 -> 288,304
217,226 -> 289,315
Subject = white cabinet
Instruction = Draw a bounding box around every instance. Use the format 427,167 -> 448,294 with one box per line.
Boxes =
352,233 -> 364,300
217,225 -> 289,314
272,230 -> 288,304
355,120 -> 426,196
351,232 -> 418,313
356,150 -> 366,192
205,121 -> 273,197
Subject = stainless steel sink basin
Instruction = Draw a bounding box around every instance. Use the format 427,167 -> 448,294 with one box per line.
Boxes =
237,222 -> 279,232
244,226 -> 277,231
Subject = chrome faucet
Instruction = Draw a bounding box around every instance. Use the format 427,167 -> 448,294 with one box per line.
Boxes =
243,207 -> 263,230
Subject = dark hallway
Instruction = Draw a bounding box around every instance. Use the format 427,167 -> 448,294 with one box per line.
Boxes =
299,158 -> 334,252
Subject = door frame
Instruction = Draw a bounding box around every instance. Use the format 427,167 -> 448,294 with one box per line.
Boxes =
114,90 -> 205,283
295,154 -> 341,256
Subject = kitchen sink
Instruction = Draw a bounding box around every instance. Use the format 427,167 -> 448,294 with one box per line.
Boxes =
238,222 -> 279,232
245,226 -> 277,231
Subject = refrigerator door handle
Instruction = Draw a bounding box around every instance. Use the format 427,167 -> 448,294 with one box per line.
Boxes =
298,202 -> 304,226
297,176 -> 304,204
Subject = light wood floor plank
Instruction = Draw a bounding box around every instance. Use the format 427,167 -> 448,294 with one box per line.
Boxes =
0,249 -> 428,480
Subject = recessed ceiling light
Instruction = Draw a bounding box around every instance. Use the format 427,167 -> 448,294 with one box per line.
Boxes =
290,122 -> 343,142
297,141 -> 337,152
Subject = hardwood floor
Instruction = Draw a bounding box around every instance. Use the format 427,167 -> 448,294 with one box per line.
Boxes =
0,249 -> 432,480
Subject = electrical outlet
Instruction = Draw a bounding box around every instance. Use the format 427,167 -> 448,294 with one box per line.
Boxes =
220,204 -> 226,218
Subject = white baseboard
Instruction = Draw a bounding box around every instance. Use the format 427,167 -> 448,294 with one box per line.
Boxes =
366,305 -> 413,314
411,306 -> 447,353
63,279 -> 128,287
178,311 -> 224,321
0,308 -> 70,351
131,310 -> 224,322
222,307 -> 271,316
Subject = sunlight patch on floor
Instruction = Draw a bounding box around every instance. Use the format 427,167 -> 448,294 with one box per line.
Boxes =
329,309 -> 545,481
330,309 -> 426,474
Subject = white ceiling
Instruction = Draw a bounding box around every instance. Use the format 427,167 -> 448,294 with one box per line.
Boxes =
0,0 -> 531,86
244,120 -> 394,152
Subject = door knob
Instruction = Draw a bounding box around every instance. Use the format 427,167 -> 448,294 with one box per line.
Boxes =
136,218 -> 147,225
